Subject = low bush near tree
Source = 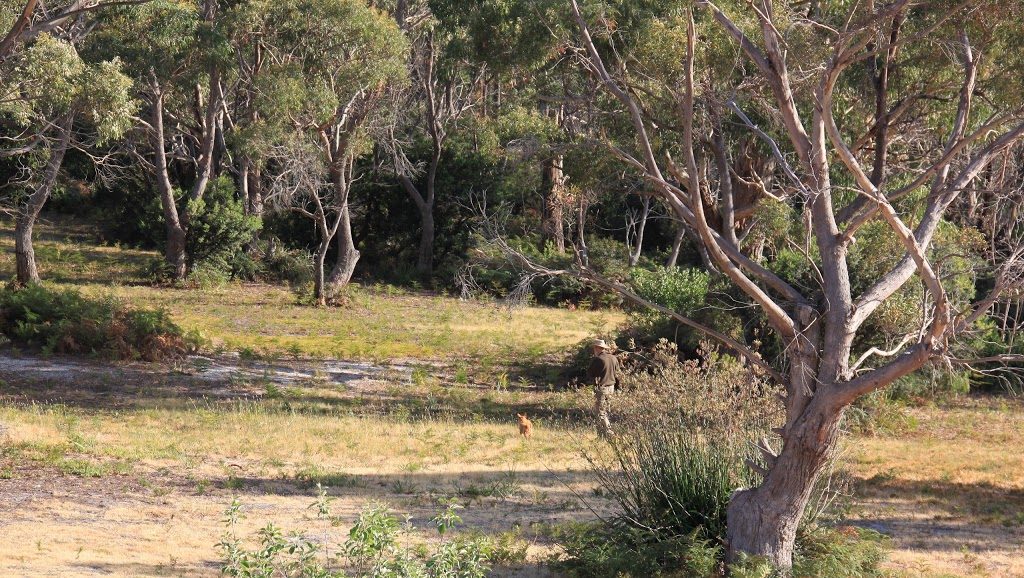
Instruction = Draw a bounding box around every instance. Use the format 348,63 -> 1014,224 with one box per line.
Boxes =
220,489 -> 493,578
0,283 -> 195,360
556,341 -> 891,577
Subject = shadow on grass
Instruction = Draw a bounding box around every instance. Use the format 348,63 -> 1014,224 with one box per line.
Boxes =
0,352 -> 595,426
851,476 -> 1024,552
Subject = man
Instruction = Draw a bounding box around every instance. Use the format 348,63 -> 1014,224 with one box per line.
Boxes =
586,339 -> 619,438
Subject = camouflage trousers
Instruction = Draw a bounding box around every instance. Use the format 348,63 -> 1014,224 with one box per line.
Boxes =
594,385 -> 614,437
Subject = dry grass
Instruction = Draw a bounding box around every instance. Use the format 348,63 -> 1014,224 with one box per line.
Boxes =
0,368 -> 608,577
0,218 -> 624,367
846,396 -> 1024,577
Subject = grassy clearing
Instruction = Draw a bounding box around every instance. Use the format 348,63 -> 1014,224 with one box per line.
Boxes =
0,395 -> 598,477
0,218 -> 623,370
2,218 -> 1024,577
846,396 -> 1024,577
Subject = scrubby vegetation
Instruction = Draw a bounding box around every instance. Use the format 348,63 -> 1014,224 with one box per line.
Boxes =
0,283 -> 196,360
220,493 -> 494,578
555,341 -> 893,577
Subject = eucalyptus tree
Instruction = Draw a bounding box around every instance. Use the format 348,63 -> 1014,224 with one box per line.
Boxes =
385,2 -> 480,278
0,0 -> 149,66
89,0 -> 229,282
255,0 -> 406,304
558,0 -> 1024,568
1,9 -> 134,284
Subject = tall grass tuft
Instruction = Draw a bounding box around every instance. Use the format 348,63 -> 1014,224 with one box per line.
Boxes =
605,341 -> 779,541
560,341 -> 779,576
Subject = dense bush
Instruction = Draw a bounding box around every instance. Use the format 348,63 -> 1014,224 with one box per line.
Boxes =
605,342 -> 778,538
629,266 -> 711,334
184,176 -> 262,270
459,234 -> 643,307
0,283 -> 195,360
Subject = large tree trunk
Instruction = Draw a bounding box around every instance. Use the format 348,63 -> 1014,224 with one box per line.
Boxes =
328,204 -> 359,288
541,155 -> 567,253
415,148 -> 438,277
15,117 -> 72,285
726,393 -> 844,567
328,162 -> 360,289
148,83 -> 189,282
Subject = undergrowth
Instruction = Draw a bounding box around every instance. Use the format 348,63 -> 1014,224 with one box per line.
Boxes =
220,489 -> 493,578
556,340 -> 891,577
0,282 -> 200,360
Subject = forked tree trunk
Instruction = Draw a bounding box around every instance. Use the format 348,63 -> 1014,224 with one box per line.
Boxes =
328,204 -> 360,289
313,238 -> 329,307
149,86 -> 189,282
15,117 -> 72,285
412,145 -> 438,278
398,170 -> 436,278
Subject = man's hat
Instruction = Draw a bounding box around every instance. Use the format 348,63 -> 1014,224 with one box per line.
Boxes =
592,339 -> 609,349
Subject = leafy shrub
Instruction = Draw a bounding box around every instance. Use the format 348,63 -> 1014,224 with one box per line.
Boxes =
220,491 -> 493,578
182,260 -> 231,289
227,240 -> 314,286
629,266 -> 710,327
604,343 -> 777,538
792,525 -> 890,578
0,283 -> 193,360
264,245 -> 314,286
183,176 -> 262,270
555,521 -> 720,578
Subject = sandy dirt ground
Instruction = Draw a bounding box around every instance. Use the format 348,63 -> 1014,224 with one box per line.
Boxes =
2,353 -> 1023,577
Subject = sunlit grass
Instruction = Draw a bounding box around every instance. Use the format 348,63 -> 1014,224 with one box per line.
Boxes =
0,217 -> 624,364
846,396 -> 1024,577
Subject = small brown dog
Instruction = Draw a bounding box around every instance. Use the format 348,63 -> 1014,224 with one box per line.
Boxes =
516,413 -> 533,439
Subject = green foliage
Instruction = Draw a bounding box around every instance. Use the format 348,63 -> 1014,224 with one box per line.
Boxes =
5,34 -> 84,121
220,493 -> 493,578
0,32 -> 135,155
184,176 -> 262,271
629,266 -> 710,326
0,283 -> 191,360
554,521 -> 721,578
792,525 -> 891,578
